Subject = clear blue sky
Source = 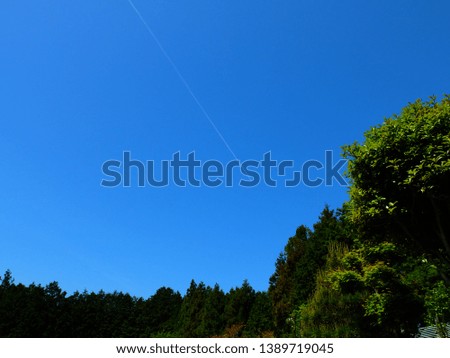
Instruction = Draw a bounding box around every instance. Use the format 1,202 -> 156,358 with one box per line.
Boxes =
1,0 -> 449,298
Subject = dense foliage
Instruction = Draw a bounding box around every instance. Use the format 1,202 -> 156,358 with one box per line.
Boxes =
294,95 -> 450,337
1,95 -> 449,337
342,96 -> 450,282
0,272 -> 272,338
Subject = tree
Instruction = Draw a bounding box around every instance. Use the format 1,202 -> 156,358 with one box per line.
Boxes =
343,95 -> 450,282
43,282 -> 68,337
268,225 -> 310,334
199,284 -> 226,337
224,280 -> 255,332
297,242 -> 423,337
296,242 -> 364,337
0,270 -> 14,288
178,280 -> 209,337
244,291 -> 274,337
269,207 -> 348,335
138,287 -> 182,337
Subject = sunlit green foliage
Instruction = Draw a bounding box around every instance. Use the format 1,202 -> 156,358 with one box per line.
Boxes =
343,95 -> 450,281
425,281 -> 450,337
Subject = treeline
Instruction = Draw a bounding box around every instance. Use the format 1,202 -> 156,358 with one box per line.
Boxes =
0,207 -> 337,338
0,210 -> 342,337
0,272 -> 275,337
1,96 -> 450,337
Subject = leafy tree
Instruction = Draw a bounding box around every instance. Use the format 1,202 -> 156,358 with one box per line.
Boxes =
296,242 -> 364,337
343,95 -> 450,282
297,241 -> 424,337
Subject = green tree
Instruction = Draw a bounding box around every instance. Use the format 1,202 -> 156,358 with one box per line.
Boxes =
137,287 -> 182,337
0,270 -> 13,288
343,95 -> 450,282
424,281 -> 450,337
199,284 -> 226,337
224,280 -> 256,334
296,242 -> 364,337
297,241 -> 424,337
268,225 -> 310,334
178,280 -> 209,337
269,207 -> 348,335
43,282 -> 68,337
244,291 -> 274,337
0,272 -> 68,337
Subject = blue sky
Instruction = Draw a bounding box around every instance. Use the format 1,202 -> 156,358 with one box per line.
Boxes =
1,0 -> 449,298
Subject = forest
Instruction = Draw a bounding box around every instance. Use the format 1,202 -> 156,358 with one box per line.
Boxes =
1,96 -> 450,338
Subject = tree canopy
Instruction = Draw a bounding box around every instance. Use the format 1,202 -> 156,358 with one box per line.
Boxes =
343,95 -> 450,282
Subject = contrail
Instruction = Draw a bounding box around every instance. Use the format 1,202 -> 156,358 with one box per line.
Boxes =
127,0 -> 238,160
